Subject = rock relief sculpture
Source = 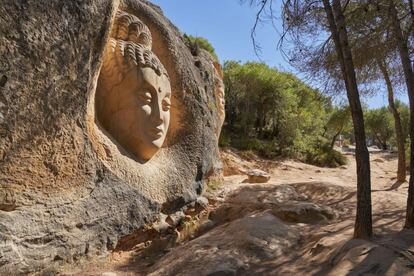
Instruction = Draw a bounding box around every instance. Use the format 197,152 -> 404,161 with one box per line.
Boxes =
96,10 -> 171,162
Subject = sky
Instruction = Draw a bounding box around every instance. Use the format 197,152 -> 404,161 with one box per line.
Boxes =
150,0 -> 409,108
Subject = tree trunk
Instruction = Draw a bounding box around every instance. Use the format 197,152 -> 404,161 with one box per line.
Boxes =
389,1 -> 414,229
323,0 -> 372,239
322,126 -> 328,138
377,59 -> 406,182
374,133 -> 384,150
331,128 -> 343,149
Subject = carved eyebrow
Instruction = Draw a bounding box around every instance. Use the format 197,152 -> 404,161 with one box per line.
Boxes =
140,79 -> 157,94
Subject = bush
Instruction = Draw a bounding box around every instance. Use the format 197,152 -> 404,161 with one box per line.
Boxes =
220,61 -> 354,168
221,61 -> 338,164
303,141 -> 347,168
221,133 -> 346,167
183,34 -> 218,61
218,129 -> 231,147
225,136 -> 281,159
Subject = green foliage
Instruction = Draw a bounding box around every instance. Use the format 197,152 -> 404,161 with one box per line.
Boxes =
396,100 -> 410,142
327,105 -> 351,130
324,105 -> 352,147
302,138 -> 348,168
222,60 -> 347,167
218,129 -> 231,147
183,34 -> 218,61
207,179 -> 223,191
365,107 -> 394,149
228,136 -> 280,159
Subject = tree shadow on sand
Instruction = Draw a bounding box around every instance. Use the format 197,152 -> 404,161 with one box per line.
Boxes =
386,180 -> 408,191
314,229 -> 414,276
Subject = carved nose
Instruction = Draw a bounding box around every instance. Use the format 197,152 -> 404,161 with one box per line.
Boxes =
151,102 -> 163,124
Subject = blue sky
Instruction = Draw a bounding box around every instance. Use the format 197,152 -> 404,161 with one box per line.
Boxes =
150,0 -> 409,108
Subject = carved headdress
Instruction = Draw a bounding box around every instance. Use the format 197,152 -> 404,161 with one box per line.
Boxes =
100,11 -> 169,87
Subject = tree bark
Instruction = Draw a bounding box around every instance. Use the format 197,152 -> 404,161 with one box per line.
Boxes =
377,59 -> 406,182
323,0 -> 372,239
389,1 -> 414,229
331,128 -> 343,149
373,132 -> 385,150
322,126 -> 328,138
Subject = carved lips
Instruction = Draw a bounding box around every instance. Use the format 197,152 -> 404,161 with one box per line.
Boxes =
149,126 -> 164,139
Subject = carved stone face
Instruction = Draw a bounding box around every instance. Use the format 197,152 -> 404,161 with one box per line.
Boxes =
98,67 -> 171,161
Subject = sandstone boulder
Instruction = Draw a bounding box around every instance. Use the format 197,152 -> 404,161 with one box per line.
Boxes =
0,0 -> 222,273
244,169 -> 271,183
272,202 -> 336,224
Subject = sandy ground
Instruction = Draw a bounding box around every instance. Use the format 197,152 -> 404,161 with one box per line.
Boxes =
59,149 -> 414,276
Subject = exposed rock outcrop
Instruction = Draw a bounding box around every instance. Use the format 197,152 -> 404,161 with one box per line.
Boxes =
244,169 -> 271,183
0,0 -> 222,273
147,211 -> 300,276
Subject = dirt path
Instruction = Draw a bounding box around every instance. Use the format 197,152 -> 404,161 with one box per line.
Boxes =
61,150 -> 414,276
218,150 -> 413,275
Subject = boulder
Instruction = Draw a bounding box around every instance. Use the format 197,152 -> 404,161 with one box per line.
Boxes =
0,0 -> 222,273
272,202 -> 336,224
244,169 -> 271,183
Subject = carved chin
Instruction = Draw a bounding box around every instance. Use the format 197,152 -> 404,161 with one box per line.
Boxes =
151,136 -> 165,148
135,134 -> 165,161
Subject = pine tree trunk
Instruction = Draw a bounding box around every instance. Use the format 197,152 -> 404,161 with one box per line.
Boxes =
323,0 -> 372,239
389,1 -> 414,229
377,59 -> 406,182
331,128 -> 343,149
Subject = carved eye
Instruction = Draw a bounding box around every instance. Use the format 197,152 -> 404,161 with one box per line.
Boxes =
138,91 -> 152,104
162,98 -> 171,111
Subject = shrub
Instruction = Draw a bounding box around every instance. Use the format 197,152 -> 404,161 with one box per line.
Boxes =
220,61 -> 353,168
219,129 -> 231,147
303,141 -> 347,167
183,34 -> 218,61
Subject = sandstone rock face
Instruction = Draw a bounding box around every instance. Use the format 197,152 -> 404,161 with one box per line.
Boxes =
213,61 -> 225,138
0,0 -> 222,273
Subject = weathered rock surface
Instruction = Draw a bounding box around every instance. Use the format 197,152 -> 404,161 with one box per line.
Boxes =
147,211 -> 299,276
272,202 -> 336,224
244,169 -> 271,183
208,183 -> 336,226
0,0 -> 222,273
221,149 -> 251,176
141,184 -> 339,276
